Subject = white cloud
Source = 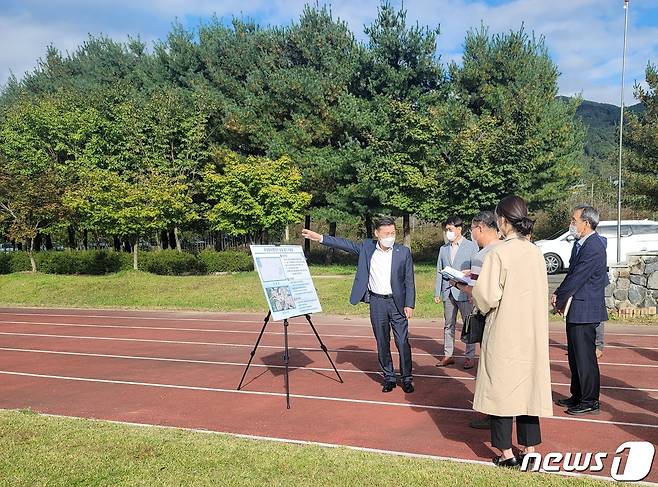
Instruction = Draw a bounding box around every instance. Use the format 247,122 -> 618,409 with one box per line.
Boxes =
2,0 -> 657,105
0,13 -> 82,86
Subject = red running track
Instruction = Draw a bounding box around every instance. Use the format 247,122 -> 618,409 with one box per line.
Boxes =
0,308 -> 656,482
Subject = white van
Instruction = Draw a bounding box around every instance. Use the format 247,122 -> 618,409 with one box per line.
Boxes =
535,220 -> 658,274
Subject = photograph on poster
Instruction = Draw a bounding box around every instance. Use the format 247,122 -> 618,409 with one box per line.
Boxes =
266,285 -> 296,312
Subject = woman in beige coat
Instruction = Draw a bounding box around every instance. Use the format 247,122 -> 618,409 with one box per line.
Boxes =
455,195 -> 553,467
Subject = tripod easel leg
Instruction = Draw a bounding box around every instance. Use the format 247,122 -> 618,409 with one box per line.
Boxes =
304,314 -> 343,383
237,311 -> 271,390
283,318 -> 290,409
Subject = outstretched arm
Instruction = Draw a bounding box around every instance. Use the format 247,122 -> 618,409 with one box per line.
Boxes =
301,229 -> 363,255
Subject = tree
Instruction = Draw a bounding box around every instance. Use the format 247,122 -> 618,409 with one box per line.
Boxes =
65,170 -> 195,269
0,165 -> 67,271
362,98 -> 448,224
358,2 -> 447,246
626,63 -> 658,210
202,149 -> 311,242
448,27 -> 584,212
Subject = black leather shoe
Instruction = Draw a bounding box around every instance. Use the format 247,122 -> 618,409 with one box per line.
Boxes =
493,455 -> 521,468
556,397 -> 579,408
566,402 -> 600,415
401,382 -> 414,393
382,381 -> 396,393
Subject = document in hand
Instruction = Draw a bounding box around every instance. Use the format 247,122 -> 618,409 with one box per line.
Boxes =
441,266 -> 475,286
562,296 -> 573,321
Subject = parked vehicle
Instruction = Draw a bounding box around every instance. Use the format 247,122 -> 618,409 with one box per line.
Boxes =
0,243 -> 16,252
535,220 -> 658,274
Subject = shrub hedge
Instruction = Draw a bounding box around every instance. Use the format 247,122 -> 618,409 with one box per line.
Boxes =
139,250 -> 207,276
199,249 -> 253,273
0,249 -> 253,275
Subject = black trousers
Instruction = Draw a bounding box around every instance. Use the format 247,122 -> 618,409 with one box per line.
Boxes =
566,322 -> 600,406
490,415 -> 541,450
369,294 -> 412,383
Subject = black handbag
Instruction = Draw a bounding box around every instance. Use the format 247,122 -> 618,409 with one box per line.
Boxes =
461,310 -> 486,344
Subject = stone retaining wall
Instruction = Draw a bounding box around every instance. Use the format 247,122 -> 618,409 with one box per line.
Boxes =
605,252 -> 658,315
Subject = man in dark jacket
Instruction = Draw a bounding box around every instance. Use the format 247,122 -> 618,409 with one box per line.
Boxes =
552,205 -> 609,415
302,217 -> 416,393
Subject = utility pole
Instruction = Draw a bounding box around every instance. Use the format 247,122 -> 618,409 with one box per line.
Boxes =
616,0 -> 629,263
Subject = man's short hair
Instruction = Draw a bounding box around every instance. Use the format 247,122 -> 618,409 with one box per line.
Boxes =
574,205 -> 600,230
374,216 -> 396,229
444,215 -> 463,228
472,211 -> 497,230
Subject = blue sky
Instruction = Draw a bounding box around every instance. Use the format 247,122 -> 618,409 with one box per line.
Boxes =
1,0 -> 657,105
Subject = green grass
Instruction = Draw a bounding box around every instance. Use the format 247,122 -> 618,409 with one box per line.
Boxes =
0,409 -> 613,487
0,265 -> 443,319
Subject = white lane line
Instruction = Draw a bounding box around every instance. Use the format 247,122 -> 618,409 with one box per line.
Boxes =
1,347 -> 656,393
0,321 -> 440,342
1,370 -> 657,430
1,311 -> 656,337
7,321 -> 656,349
0,311 -> 435,328
0,331 -> 656,368
1,320 -> 656,357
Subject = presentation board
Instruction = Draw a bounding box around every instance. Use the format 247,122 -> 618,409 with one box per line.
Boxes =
250,245 -> 322,321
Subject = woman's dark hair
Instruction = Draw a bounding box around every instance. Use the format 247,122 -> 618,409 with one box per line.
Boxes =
374,216 -> 396,229
495,195 -> 534,236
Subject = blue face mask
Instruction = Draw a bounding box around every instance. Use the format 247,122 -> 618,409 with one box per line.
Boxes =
569,223 -> 581,239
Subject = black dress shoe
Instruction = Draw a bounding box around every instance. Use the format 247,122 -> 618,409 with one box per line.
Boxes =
566,402 -> 600,415
493,455 -> 521,468
401,382 -> 414,393
382,381 -> 396,393
556,397 -> 579,408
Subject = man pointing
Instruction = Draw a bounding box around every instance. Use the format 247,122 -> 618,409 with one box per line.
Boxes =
302,217 -> 416,393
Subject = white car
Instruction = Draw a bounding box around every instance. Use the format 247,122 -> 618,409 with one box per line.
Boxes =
535,220 -> 658,274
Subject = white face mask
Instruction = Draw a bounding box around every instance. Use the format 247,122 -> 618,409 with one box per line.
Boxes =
379,236 -> 396,248
446,230 -> 457,242
569,223 -> 581,239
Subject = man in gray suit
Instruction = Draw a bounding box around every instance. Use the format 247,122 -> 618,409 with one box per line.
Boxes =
434,215 -> 479,369
302,217 -> 416,393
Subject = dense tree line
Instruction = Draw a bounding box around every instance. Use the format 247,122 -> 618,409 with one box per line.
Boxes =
0,3 -> 594,269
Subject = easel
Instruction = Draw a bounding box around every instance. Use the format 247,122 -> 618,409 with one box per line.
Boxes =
237,311 -> 343,408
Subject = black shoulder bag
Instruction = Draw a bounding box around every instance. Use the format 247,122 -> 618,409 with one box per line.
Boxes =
461,309 -> 486,344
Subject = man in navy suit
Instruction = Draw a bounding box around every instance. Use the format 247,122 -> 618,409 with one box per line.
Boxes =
302,217 -> 416,393
552,205 -> 609,415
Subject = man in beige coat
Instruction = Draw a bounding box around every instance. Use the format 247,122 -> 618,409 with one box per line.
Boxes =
456,196 -> 553,468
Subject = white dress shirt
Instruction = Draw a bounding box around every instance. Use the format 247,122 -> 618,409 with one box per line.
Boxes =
369,242 -> 394,295
449,237 -> 464,263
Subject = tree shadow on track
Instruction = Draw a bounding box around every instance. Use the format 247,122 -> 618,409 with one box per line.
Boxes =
551,362 -> 658,444
334,345 -> 384,387
410,332 -> 495,459
606,341 -> 658,363
329,335 -> 496,459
